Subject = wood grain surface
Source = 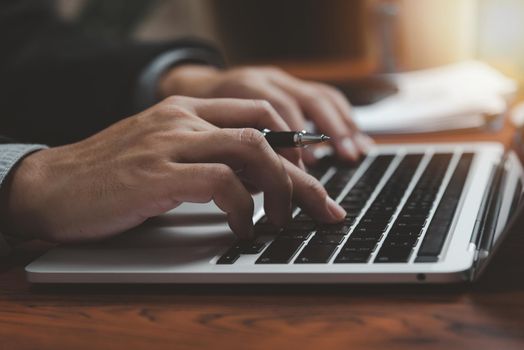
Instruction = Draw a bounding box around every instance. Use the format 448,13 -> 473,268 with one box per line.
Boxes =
1,231 -> 523,350
1,81 -> 523,350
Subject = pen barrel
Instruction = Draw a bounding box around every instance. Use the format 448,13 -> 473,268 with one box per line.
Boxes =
263,132 -> 297,148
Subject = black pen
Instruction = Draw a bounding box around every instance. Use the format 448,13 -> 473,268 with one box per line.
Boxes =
261,129 -> 330,148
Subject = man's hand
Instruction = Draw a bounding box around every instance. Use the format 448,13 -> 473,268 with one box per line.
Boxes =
1,97 -> 346,243
160,65 -> 374,163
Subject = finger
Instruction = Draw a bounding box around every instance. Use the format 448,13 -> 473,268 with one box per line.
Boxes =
228,83 -> 307,131
154,96 -> 219,132
172,128 -> 293,227
233,87 -> 309,169
316,83 -> 357,130
178,96 -> 303,168
188,96 -> 290,130
316,84 -> 375,153
164,163 -> 255,239
279,148 -> 304,170
271,76 -> 361,161
281,157 -> 346,223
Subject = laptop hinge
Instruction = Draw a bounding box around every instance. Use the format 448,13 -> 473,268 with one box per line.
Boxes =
469,153 -> 508,280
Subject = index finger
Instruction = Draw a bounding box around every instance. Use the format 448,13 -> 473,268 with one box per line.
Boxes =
182,96 -> 303,168
281,157 -> 346,223
172,128 -> 293,227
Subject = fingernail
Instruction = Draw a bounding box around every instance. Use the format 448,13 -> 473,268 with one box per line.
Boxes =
325,196 -> 346,220
355,133 -> 375,153
340,137 -> 358,159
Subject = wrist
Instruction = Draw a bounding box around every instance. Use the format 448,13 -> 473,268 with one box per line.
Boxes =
0,149 -> 51,240
159,64 -> 220,99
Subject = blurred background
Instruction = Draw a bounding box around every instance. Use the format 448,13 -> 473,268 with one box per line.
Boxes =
55,0 -> 524,84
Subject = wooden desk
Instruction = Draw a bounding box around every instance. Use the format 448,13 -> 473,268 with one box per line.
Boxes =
1,100 -> 524,350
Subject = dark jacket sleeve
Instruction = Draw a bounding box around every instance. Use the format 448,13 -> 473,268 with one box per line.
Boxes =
0,0 -> 224,146
0,136 -> 14,144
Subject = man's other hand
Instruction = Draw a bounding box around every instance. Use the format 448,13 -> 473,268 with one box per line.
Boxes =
160,65 -> 374,163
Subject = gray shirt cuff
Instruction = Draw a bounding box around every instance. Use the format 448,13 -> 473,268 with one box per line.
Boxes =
0,143 -> 48,255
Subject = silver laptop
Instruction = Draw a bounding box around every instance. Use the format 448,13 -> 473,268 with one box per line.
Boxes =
26,142 -> 524,284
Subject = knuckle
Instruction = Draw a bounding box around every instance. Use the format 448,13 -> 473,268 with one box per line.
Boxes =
252,99 -> 273,112
252,99 -> 280,120
163,95 -> 183,104
306,95 -> 327,111
238,128 -> 268,149
237,68 -> 260,82
263,65 -> 285,75
153,101 -> 194,123
325,84 -> 348,101
212,164 -> 236,186
302,86 -> 319,101
272,96 -> 298,114
154,101 -> 182,117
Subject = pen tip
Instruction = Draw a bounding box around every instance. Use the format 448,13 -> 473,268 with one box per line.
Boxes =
321,135 -> 330,141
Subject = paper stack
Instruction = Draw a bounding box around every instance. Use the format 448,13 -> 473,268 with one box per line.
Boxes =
353,61 -> 518,134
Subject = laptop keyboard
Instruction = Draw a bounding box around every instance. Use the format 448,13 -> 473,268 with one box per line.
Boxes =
217,152 -> 473,265
415,153 -> 473,262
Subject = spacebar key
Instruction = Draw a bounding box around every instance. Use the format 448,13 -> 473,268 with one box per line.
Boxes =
256,238 -> 303,264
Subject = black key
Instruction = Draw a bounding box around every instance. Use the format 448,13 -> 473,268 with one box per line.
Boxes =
375,247 -> 413,263
348,155 -> 394,186
316,222 -> 353,235
337,230 -> 382,262
288,154 -> 393,265
387,229 -> 421,240
356,221 -> 390,231
374,153 -> 453,263
310,234 -> 345,245
397,213 -> 428,222
216,247 -> 241,264
285,221 -> 317,231
334,251 -> 370,263
348,234 -> 382,243
359,217 -> 389,226
279,230 -> 314,240
394,221 -> 425,230
256,238 -> 303,264
231,240 -> 267,254
381,239 -> 416,249
340,198 -> 367,207
294,244 -> 338,263
416,154 -> 473,262
344,193 -> 369,202
254,223 -> 280,235
293,212 -> 314,222
341,239 -> 377,251
351,227 -> 385,238
344,216 -> 358,224
361,155 -> 422,213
